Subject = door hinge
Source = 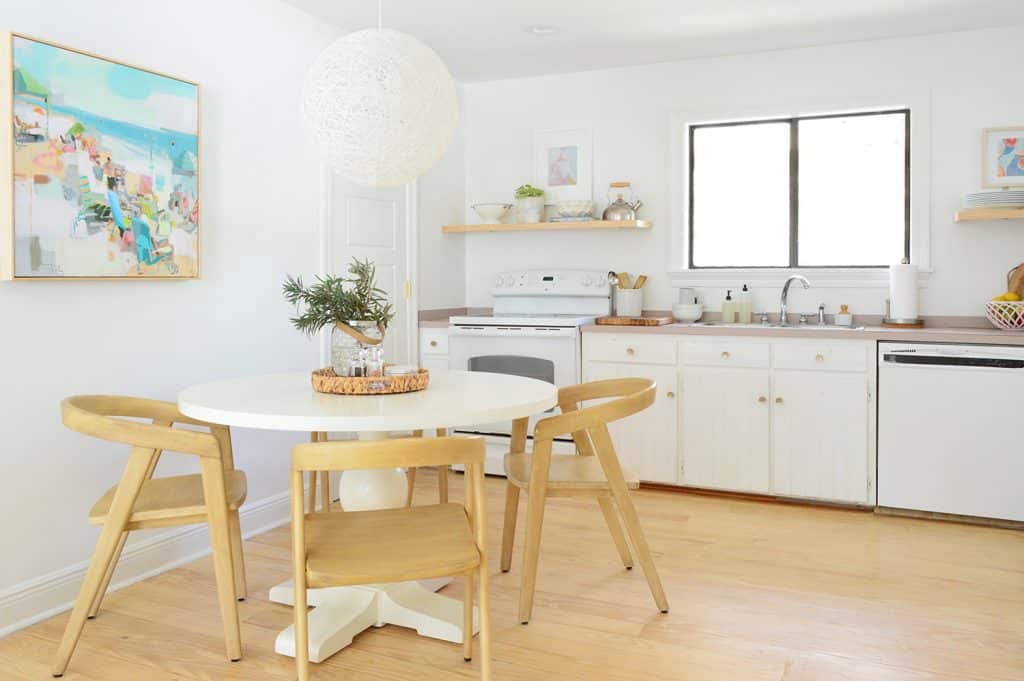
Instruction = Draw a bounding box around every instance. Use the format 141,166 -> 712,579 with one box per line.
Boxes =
403,280 -> 412,299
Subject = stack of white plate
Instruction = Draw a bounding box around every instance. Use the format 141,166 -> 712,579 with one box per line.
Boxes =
965,190 -> 1024,209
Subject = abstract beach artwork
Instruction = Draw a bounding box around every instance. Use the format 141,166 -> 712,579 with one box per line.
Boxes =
6,35 -> 199,278
533,128 -> 592,203
982,127 -> 1024,189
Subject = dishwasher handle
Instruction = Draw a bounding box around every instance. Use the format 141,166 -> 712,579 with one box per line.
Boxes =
883,352 -> 1024,369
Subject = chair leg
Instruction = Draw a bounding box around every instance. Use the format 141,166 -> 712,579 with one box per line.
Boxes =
307,471 -> 318,514
478,562 -> 493,681
463,571 -> 474,661
228,510 -> 248,601
200,460 -> 243,662
597,497 -> 633,570
500,484 -> 520,572
319,470 -> 331,511
406,467 -> 417,507
612,488 -> 669,613
517,479 -> 548,624
438,465 -> 449,504
87,531 -> 128,619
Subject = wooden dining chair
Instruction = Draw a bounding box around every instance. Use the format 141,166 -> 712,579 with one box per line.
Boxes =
406,428 -> 451,505
500,377 -> 669,624
290,434 -> 492,681
53,395 -> 247,678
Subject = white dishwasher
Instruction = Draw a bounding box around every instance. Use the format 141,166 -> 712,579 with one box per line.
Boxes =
878,342 -> 1024,522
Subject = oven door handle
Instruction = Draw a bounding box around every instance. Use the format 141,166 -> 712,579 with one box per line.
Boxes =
448,326 -> 578,338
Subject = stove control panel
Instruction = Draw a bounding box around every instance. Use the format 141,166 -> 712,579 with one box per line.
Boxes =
491,269 -> 611,297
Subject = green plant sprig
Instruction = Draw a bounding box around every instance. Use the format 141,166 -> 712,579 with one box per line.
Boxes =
283,258 -> 395,336
514,184 -> 544,199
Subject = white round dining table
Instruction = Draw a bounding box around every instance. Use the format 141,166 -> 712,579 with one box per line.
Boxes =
178,369 -> 557,664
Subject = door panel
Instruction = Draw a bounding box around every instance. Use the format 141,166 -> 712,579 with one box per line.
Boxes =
583,361 -> 679,484
772,372 -> 868,503
328,176 -> 409,363
681,368 -> 771,493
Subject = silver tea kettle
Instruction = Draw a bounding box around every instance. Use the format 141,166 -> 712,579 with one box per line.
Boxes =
602,181 -> 643,221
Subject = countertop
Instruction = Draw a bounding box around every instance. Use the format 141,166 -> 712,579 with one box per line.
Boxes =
581,322 -> 1024,345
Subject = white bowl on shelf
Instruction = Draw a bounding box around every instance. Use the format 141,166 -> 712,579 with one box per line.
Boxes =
471,203 -> 512,224
672,303 -> 704,323
554,200 -> 594,218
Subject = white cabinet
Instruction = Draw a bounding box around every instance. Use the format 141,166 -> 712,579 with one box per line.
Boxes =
583,335 -> 679,484
771,371 -> 870,504
680,367 -> 771,493
419,327 -> 448,371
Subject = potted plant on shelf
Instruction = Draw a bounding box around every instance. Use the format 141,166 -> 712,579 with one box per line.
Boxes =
514,184 -> 546,223
283,258 -> 395,376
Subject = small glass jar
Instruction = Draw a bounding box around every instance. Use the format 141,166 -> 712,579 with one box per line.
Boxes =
330,320 -> 382,376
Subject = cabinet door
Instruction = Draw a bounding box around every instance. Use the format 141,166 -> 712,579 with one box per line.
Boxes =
771,371 -> 869,503
582,361 -> 679,484
681,368 -> 771,493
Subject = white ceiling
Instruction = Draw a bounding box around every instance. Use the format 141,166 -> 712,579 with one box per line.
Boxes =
282,0 -> 1024,81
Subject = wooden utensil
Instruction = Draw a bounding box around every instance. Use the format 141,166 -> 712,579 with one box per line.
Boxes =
1008,263 -> 1024,298
617,272 -> 631,289
633,275 -> 648,289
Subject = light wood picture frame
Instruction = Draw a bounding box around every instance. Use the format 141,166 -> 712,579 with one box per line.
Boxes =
981,126 -> 1024,189
3,33 -> 200,280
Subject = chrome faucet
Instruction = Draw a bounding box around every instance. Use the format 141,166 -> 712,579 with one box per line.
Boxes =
779,275 -> 810,326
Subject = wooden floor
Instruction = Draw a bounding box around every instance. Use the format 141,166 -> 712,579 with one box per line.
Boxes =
3,471 -> 1023,680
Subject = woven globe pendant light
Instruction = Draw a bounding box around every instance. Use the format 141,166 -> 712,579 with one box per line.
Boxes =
302,21 -> 458,188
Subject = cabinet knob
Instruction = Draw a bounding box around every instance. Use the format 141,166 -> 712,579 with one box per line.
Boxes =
666,391 -> 675,398
775,397 -> 784,404
721,351 -> 730,359
815,353 -> 824,362
430,340 -> 438,347
626,347 -> 636,356
757,396 -> 767,403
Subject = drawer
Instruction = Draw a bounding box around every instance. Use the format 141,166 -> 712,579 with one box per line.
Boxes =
584,334 -> 677,365
683,339 -> 770,368
772,342 -> 867,372
420,328 -> 449,356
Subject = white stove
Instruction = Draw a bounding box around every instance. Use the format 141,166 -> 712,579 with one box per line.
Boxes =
448,269 -> 611,473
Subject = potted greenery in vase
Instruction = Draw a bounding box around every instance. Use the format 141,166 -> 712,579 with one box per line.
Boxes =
514,184 -> 546,222
283,258 -> 394,376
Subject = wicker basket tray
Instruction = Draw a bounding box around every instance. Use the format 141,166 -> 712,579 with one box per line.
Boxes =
311,368 -> 430,395
985,301 -> 1024,331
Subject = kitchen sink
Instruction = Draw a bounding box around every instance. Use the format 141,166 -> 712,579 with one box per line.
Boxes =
691,322 -> 866,331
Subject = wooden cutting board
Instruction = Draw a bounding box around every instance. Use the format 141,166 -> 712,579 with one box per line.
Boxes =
595,315 -> 674,326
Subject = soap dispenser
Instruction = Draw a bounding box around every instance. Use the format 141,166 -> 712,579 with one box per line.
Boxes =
737,284 -> 752,324
721,290 -> 736,324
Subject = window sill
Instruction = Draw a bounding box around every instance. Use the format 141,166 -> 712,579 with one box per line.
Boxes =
667,267 -> 932,289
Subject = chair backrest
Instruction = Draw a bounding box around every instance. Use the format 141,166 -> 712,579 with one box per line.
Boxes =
529,378 -> 656,485
62,395 -> 231,462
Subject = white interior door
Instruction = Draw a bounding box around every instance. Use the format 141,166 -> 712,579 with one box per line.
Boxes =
323,170 -> 414,365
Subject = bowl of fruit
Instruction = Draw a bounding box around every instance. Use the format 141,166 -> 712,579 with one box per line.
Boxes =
985,263 -> 1024,330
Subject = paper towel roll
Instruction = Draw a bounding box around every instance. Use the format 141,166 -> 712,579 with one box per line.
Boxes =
889,262 -> 919,321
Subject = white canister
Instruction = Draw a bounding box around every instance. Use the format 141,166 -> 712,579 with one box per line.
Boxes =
615,288 -> 643,317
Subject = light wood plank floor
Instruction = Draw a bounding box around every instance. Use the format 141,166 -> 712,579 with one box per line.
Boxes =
3,471 -> 1022,680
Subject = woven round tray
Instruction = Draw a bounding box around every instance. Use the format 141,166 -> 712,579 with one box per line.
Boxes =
311,367 -> 430,395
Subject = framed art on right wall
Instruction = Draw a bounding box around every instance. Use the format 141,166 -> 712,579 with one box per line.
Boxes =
982,126 -> 1024,188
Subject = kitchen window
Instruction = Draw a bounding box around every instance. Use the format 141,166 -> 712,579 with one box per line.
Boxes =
688,109 -> 910,269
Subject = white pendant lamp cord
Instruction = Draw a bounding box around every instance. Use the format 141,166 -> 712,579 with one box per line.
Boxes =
377,0 -> 382,29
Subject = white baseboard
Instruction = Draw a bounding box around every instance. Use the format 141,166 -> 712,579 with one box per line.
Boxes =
0,489 -> 292,639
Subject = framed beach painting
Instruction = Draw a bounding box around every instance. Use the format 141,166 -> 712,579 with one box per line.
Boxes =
533,128 -> 592,203
982,126 -> 1024,189
2,33 -> 199,279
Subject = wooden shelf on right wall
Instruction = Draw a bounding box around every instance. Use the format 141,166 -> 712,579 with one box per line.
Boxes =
955,207 -> 1024,222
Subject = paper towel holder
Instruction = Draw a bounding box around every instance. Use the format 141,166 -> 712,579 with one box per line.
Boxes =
882,258 -> 924,328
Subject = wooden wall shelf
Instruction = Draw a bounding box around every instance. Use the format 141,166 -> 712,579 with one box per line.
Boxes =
442,219 -> 652,234
955,207 -> 1024,222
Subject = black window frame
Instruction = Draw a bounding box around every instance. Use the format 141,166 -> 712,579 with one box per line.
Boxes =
687,108 -> 911,269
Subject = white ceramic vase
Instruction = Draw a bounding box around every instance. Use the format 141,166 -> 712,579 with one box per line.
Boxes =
516,196 -> 545,223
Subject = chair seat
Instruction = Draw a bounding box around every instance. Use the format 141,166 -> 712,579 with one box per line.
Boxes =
89,471 -> 247,526
504,452 -> 640,491
305,503 -> 480,588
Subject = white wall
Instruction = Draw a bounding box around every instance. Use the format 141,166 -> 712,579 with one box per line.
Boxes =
0,0 -> 338,633
462,26 -> 1024,318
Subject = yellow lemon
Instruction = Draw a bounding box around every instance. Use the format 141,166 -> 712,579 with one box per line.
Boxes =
993,294 -> 1008,301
